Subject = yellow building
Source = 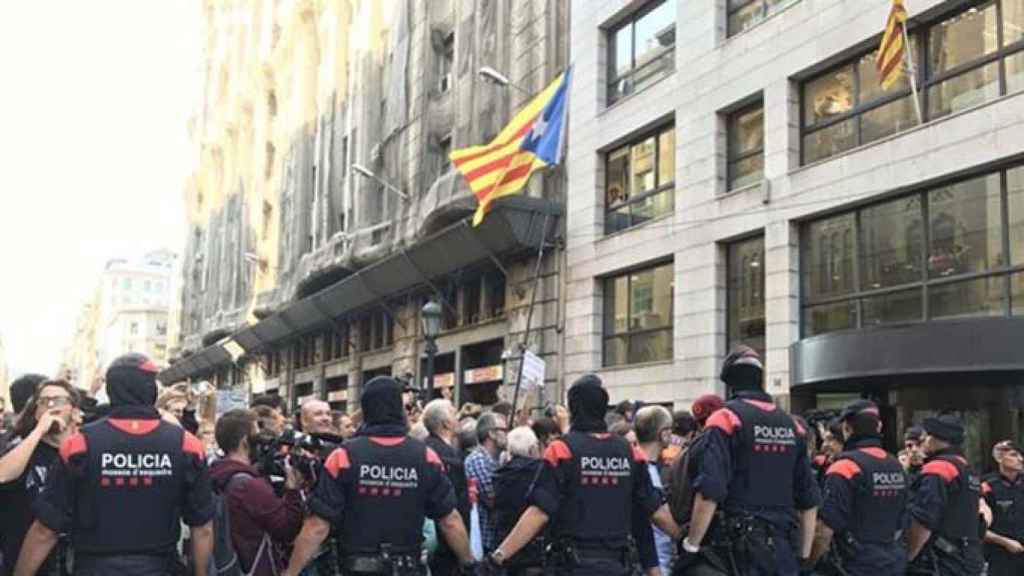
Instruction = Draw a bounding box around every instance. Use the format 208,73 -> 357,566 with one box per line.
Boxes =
165,0 -> 568,414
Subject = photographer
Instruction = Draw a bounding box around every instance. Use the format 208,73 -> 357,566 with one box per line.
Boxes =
210,409 -> 304,576
0,379 -> 78,576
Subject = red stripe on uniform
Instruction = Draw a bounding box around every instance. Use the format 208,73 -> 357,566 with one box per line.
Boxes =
60,433 -> 88,464
369,437 -> 406,447
426,447 -> 445,471
922,460 -> 960,483
705,408 -> 741,435
859,447 -> 887,459
182,432 -> 205,459
544,439 -> 573,467
324,448 -> 351,479
826,459 -> 862,480
109,419 -> 161,435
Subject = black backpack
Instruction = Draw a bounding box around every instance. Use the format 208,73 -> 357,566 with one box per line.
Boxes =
209,472 -> 254,576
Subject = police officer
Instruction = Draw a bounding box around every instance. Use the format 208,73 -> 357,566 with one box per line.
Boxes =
807,400 -> 907,575
906,414 -> 984,576
15,353 -> 215,576
282,376 -> 475,576
981,440 -> 1024,576
682,346 -> 820,576
488,374 -> 682,576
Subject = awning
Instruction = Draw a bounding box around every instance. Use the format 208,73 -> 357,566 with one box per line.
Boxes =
791,317 -> 1024,387
159,197 -> 559,384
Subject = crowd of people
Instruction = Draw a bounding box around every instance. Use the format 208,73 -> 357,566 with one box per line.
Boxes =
0,347 -> 1020,576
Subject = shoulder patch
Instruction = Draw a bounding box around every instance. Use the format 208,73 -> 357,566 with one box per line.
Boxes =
705,408 -> 741,435
826,459 -> 862,480
425,446 -> 445,471
631,443 -> 648,464
60,433 -> 88,464
324,448 -> 351,479
182,432 -> 205,459
922,460 -> 960,483
544,439 -> 573,467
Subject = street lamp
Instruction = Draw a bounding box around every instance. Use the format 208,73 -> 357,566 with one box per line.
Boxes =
478,66 -> 531,94
421,300 -> 442,399
351,164 -> 409,201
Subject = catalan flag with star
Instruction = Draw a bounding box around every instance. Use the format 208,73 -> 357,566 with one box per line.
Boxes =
877,0 -> 908,89
451,67 -> 571,226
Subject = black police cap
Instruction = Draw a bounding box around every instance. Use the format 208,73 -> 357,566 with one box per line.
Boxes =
922,414 -> 965,445
839,399 -> 880,422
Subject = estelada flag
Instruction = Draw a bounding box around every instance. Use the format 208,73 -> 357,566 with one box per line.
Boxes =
877,0 -> 908,90
450,67 -> 571,226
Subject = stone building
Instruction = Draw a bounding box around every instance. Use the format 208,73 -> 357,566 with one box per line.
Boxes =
567,0 -> 1024,466
162,0 -> 569,414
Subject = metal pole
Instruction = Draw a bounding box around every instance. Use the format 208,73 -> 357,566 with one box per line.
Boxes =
902,24 -> 924,126
509,211 -> 552,430
425,338 -> 437,401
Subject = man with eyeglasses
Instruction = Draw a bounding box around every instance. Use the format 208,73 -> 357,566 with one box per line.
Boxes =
0,378 -> 78,576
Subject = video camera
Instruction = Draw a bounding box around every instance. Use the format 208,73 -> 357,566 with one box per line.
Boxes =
252,429 -> 344,488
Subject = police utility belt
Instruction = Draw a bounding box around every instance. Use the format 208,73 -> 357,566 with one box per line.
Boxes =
342,544 -> 421,575
547,536 -> 636,567
930,535 -> 976,556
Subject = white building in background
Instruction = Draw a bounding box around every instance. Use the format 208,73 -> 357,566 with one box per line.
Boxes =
63,250 -> 176,387
566,0 -> 1024,467
0,334 -> 9,413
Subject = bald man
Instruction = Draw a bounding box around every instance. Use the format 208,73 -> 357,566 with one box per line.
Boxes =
300,400 -> 333,435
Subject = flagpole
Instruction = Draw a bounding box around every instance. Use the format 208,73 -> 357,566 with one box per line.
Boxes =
902,24 -> 924,125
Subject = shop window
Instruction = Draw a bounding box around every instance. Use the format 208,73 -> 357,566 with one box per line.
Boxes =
605,124 -> 675,234
726,236 -> 766,360
726,102 -> 764,191
728,0 -> 800,37
607,1 -> 676,104
603,262 -> 674,366
801,163 -> 1024,337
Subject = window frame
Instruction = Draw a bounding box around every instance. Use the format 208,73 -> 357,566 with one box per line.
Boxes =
606,0 -> 676,105
602,261 -> 675,367
726,100 -> 766,191
604,123 -> 676,234
800,0 -> 1024,165
799,163 -> 1024,338
727,0 -> 800,38
438,32 -> 454,94
725,234 -> 767,359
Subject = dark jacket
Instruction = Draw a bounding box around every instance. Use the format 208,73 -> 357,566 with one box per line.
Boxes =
209,458 -> 304,576
494,456 -> 547,568
425,433 -> 470,575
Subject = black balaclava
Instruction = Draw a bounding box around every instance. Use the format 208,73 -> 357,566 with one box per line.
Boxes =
567,374 -> 609,433
358,376 -> 408,438
720,345 -> 764,397
106,353 -> 160,407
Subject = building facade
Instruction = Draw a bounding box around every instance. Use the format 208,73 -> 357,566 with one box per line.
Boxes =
164,0 -> 568,414
0,335 -> 9,414
567,0 -> 1024,465
62,250 -> 175,388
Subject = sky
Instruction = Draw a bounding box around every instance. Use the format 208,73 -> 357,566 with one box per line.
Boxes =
0,1 -> 199,376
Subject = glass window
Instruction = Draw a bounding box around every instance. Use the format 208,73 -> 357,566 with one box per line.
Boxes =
860,196 -> 924,290
804,67 -> 855,126
927,174 -> 1003,278
861,95 -> 918,144
802,118 -> 857,165
728,103 -> 765,190
802,164 -> 1023,337
1009,167 -> 1024,266
928,3 -> 999,76
727,237 -> 766,359
858,51 -> 911,103
728,0 -> 799,37
804,301 -> 858,336
929,276 -> 1008,319
803,213 -> 857,301
607,1 -> 675,104
605,125 -> 675,234
862,288 -> 924,326
603,262 -> 673,366
1005,0 -> 1024,46
926,61 -> 1001,119
1006,50 -> 1024,93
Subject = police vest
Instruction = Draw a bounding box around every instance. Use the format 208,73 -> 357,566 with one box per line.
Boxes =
73,418 -> 200,555
834,448 -> 906,546
553,432 -> 636,544
930,454 -> 982,543
984,473 -> 1024,541
725,399 -> 801,509
339,436 -> 439,555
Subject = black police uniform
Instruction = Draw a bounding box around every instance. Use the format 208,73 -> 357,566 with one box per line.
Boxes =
310,435 -> 456,575
981,472 -> 1024,576
425,432 -> 471,576
693,390 -> 821,575
527,430 -> 662,576
907,448 -> 984,576
818,436 -> 907,575
34,407 -> 214,575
